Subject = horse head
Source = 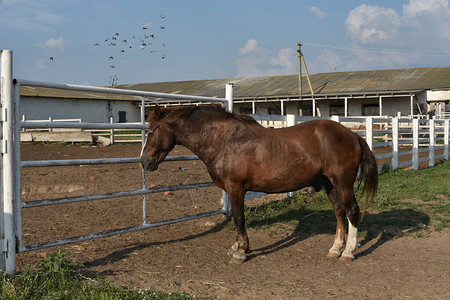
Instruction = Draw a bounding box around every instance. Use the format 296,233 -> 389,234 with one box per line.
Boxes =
140,106 -> 176,171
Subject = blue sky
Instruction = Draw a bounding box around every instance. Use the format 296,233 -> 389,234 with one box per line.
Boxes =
1,0 -> 450,86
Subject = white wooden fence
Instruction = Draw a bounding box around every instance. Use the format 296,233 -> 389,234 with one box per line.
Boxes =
251,114 -> 449,172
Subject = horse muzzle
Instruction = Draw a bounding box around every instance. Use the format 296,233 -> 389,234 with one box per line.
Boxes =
140,156 -> 159,172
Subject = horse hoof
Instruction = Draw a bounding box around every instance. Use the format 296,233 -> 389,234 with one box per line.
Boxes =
229,250 -> 246,264
339,254 -> 354,262
229,256 -> 246,264
327,251 -> 341,259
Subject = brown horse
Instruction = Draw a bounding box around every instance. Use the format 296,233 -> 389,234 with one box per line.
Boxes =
140,105 -> 378,263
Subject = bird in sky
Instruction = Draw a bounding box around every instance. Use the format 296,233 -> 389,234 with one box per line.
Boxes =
109,56 -> 114,60
160,15 -> 165,19
49,57 -> 54,61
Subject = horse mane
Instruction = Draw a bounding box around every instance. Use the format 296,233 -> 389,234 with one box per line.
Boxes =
160,105 -> 261,127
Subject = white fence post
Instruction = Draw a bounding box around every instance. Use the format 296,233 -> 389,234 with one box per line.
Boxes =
429,119 -> 435,167
331,115 -> 340,124
392,117 -> 399,170
286,113 -> 296,127
222,83 -> 234,216
225,83 -> 234,113
0,49 -> 16,273
109,117 -> 114,144
444,119 -> 449,160
365,117 -> 374,151
412,119 -> 419,170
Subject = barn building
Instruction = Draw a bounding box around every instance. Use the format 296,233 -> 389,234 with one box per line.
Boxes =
19,67 -> 450,122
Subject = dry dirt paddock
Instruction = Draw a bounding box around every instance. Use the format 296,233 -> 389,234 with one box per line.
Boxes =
16,143 -> 450,299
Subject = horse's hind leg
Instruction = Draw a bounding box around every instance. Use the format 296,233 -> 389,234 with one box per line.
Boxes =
339,187 -> 360,261
227,188 -> 249,264
326,183 -> 346,258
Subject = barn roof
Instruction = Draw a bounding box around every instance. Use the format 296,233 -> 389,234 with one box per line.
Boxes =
19,67 -> 450,101
119,67 -> 450,100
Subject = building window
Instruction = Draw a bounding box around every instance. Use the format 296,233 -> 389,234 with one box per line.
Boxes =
330,104 -> 345,116
239,107 -> 253,114
118,111 -> 127,123
362,103 -> 379,116
268,106 -> 281,115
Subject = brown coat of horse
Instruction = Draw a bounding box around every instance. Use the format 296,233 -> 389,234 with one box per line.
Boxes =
140,105 -> 378,263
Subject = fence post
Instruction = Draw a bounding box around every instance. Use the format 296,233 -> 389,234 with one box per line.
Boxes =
429,119 -> 435,167
225,83 -> 234,113
412,119 -> 419,170
444,119 -> 449,160
286,113 -> 296,127
48,116 -> 53,132
109,117 -> 114,144
365,117 -> 374,151
392,117 -> 399,170
331,115 -> 340,124
222,83 -> 234,216
0,49 -> 17,273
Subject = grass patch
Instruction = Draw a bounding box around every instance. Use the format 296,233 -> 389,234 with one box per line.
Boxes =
243,160 -> 450,238
0,250 -> 202,299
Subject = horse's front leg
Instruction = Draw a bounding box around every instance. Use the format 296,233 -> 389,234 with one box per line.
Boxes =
227,188 -> 248,264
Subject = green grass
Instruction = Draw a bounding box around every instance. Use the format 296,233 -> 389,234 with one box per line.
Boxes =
0,250 -> 202,300
243,160 -> 450,240
3,161 -> 449,298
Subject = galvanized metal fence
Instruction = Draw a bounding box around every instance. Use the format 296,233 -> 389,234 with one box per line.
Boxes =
1,49 -> 449,273
0,50 -> 233,273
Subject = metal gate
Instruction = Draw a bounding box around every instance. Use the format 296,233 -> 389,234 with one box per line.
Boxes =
1,49 -> 233,273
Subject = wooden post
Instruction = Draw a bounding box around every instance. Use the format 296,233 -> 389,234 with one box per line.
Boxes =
429,119 -> 435,167
392,117 -> 399,170
365,117 -> 374,151
444,119 -> 449,160
412,119 -> 419,170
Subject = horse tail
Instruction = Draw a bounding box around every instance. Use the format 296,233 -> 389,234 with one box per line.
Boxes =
355,134 -> 378,221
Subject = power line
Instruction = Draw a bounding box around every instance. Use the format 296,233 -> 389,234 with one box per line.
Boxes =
303,42 -> 450,58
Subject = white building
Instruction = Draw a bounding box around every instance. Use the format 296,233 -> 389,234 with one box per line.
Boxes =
19,67 -> 450,122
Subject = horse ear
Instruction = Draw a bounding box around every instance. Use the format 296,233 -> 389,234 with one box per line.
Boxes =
154,105 -> 161,120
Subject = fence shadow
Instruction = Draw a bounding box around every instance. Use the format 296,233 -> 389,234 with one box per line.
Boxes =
82,205 -> 429,274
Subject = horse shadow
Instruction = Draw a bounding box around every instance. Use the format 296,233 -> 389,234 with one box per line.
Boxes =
82,203 -> 429,273
245,202 -> 430,261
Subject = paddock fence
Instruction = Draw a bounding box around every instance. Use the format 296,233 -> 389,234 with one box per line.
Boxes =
1,49 -> 450,273
0,50 -> 234,273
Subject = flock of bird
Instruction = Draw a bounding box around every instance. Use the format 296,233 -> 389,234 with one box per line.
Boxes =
48,15 -> 167,85
95,15 -> 167,73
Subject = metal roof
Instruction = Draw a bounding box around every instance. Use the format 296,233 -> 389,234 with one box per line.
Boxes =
19,67 -> 450,101
120,67 -> 450,100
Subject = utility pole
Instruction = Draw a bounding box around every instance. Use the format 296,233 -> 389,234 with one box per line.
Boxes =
297,43 -> 314,96
297,43 -> 302,96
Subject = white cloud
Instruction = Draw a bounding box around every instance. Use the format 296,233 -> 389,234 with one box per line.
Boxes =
0,0 -> 63,31
313,49 -> 342,72
342,0 -> 450,70
345,4 -> 400,45
38,36 -> 65,50
36,59 -> 46,70
239,39 -> 259,55
236,39 -> 296,77
310,6 -> 325,18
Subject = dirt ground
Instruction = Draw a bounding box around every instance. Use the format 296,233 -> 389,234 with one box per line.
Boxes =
16,143 -> 450,299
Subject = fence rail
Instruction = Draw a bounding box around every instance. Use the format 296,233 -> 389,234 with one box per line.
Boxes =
0,49 -> 234,273
1,49 -> 450,274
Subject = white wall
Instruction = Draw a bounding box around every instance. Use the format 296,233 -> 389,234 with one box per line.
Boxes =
21,97 -> 141,123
